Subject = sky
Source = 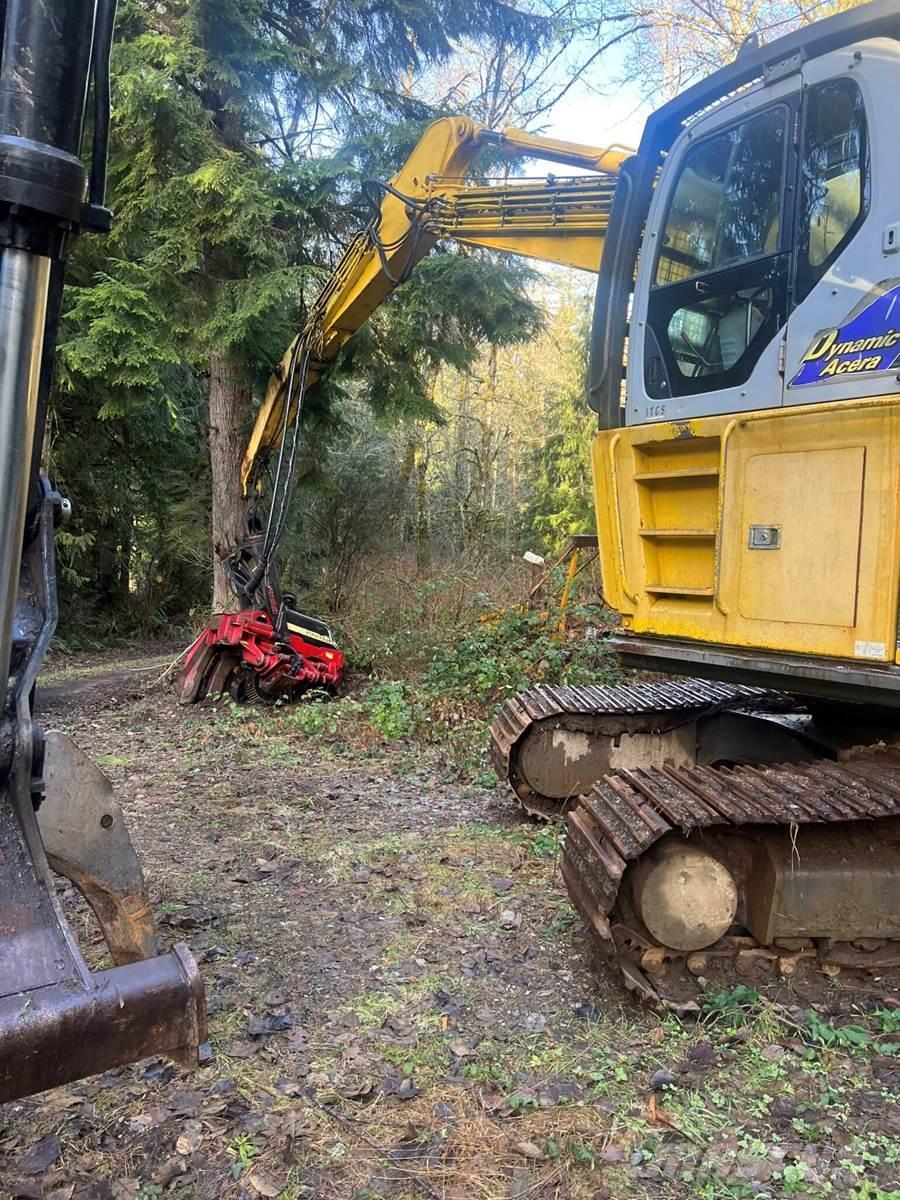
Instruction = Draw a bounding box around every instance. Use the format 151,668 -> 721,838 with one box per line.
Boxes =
544,74 -> 651,154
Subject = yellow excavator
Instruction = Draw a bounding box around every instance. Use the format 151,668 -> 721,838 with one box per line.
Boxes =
5,0 -> 900,1103
196,0 -> 900,1019
491,0 -> 900,1009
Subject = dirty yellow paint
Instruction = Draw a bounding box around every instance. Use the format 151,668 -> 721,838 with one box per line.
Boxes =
592,396 -> 900,662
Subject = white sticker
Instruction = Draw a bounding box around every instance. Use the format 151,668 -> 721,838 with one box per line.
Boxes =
854,639 -> 886,660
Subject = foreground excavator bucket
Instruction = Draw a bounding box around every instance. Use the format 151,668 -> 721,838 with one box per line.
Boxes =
0,733 -> 206,1103
0,0 -> 207,1102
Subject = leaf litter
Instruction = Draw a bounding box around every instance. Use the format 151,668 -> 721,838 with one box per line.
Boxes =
2,655 -> 898,1199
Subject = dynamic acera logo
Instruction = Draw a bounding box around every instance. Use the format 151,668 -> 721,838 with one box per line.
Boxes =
791,281 -> 900,387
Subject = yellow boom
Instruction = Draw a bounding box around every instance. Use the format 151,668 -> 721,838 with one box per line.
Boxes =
241,115 -> 630,494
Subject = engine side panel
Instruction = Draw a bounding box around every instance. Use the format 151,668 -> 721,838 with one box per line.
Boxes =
592,396 -> 900,663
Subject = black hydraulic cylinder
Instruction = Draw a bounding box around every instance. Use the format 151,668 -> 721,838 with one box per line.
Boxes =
0,1 -> 115,516
0,0 -> 97,225
0,0 -> 95,153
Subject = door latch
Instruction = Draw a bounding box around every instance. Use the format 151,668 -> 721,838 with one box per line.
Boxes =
748,524 -> 781,549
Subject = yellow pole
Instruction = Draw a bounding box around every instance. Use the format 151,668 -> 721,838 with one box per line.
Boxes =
558,545 -> 581,634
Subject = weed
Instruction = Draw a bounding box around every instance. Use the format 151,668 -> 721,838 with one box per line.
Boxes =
366,680 -> 418,738
774,1163 -> 811,1196
701,985 -> 760,1026
873,1007 -> 900,1035
848,1131 -> 900,1168
286,696 -> 342,738
260,741 -> 303,767
851,1185 -> 900,1200
663,1090 -> 732,1142
96,752 -> 133,769
471,766 -> 498,788
529,825 -> 564,859
544,901 -> 577,935
225,1133 -> 261,1179
805,1008 -> 872,1052
419,604 -> 622,719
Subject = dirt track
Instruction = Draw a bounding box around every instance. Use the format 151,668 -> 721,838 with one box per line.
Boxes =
1,656 -> 898,1199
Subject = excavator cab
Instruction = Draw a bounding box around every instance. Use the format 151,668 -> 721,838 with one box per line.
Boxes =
591,0 -> 900,693
0,1 -> 205,1103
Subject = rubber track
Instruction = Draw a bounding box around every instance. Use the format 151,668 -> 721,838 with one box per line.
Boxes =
490,678 -> 768,811
563,746 -> 900,949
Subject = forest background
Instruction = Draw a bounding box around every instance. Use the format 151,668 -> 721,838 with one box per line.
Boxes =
50,0 -> 861,667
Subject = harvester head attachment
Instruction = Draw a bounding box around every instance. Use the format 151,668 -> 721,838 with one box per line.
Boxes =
178,608 -> 344,704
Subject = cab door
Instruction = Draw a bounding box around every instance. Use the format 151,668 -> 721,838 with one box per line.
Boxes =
627,77 -> 800,427
783,43 -> 894,405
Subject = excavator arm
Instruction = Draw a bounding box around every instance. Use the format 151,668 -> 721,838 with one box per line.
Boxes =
178,115 -> 629,707
242,116 -> 629,495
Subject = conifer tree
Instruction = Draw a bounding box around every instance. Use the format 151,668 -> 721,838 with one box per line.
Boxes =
55,0 -> 548,617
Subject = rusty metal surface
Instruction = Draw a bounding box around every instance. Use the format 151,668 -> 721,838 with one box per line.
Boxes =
0,944 -> 206,1103
609,633 -> 900,708
177,638 -> 220,704
39,730 -> 156,963
562,747 -> 900,1006
0,768 -> 207,1103
489,678 -> 767,816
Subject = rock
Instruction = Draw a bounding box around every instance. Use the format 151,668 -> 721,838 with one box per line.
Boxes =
637,1165 -> 663,1182
111,1183 -> 140,1200
247,1011 -> 293,1037
770,1097 -> 795,1119
7,1183 -> 43,1200
17,1133 -> 62,1175
152,1157 -> 186,1187
512,1140 -> 544,1159
574,1003 -> 601,1020
174,1120 -> 203,1155
649,1069 -> 678,1090
396,1077 -> 420,1100
507,1167 -> 531,1199
737,1159 -> 774,1182
523,1012 -> 546,1034
686,1040 -> 716,1067
247,1171 -> 285,1197
599,1146 -> 624,1163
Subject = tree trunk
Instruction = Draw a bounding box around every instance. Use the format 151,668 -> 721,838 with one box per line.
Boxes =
413,435 -> 431,576
208,349 -> 249,612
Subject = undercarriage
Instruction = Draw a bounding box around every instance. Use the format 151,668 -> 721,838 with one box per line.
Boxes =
490,679 -> 900,1009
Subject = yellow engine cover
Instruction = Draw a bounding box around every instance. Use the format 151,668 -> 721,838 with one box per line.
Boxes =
592,396 -> 900,664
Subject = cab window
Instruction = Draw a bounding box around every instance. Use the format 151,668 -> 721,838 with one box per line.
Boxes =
796,78 -> 868,303
645,106 -> 789,399
655,107 -> 786,287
